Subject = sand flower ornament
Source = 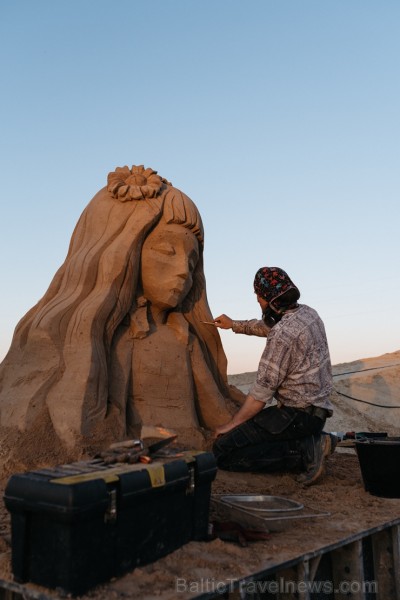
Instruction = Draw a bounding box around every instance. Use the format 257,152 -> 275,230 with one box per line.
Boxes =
107,165 -> 170,201
0,164 -> 242,466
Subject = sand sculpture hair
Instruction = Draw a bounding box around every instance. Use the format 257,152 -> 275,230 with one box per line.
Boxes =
0,166 -> 241,467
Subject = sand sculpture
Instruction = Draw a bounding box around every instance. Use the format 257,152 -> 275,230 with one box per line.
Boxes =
0,165 -> 242,464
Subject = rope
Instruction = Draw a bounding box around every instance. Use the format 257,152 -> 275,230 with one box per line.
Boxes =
333,363 -> 400,377
333,362 -> 400,408
334,389 -> 400,409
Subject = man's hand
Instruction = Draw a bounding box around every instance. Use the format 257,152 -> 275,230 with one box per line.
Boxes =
214,314 -> 233,329
212,394 -> 265,439
213,420 -> 237,439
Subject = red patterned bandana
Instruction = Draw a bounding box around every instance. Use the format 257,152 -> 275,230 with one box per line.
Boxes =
253,267 -> 299,304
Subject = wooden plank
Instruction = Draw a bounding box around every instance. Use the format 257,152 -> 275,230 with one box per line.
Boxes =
331,539 -> 365,600
274,566 -> 302,600
0,580 -> 54,600
216,515 -> 400,596
391,525 -> 400,600
296,561 -> 311,600
372,528 -> 396,600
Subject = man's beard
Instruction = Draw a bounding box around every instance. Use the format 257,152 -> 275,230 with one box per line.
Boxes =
262,306 -> 283,327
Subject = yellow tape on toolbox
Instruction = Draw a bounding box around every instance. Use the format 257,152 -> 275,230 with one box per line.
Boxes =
50,462 -> 166,487
146,464 -> 166,487
51,472 -> 120,485
181,450 -> 203,463
50,464 -> 136,485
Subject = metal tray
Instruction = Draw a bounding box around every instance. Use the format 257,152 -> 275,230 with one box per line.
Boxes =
211,496 -> 330,532
218,494 -> 304,513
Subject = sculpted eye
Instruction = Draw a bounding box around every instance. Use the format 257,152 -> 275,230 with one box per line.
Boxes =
151,242 -> 175,256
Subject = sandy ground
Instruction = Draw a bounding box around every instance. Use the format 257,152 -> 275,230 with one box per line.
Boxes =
1,350 -> 400,599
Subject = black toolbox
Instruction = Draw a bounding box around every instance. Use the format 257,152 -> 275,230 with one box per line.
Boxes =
4,451 -> 216,595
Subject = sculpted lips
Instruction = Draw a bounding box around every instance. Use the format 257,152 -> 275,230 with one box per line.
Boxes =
169,287 -> 187,300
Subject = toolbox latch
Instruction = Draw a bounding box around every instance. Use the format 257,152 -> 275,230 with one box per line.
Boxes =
104,488 -> 117,524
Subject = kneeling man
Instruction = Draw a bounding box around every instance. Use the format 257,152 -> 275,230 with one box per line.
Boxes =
213,266 -> 336,486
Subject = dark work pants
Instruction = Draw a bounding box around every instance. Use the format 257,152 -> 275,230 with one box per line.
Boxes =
212,405 -> 325,473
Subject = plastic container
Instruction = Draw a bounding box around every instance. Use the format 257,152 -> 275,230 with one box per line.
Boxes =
4,451 -> 216,595
355,437 -> 400,498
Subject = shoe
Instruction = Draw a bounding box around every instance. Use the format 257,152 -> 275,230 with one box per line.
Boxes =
297,433 -> 337,486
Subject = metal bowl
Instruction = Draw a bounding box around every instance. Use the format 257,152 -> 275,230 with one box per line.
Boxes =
211,496 -> 328,532
218,494 -> 304,513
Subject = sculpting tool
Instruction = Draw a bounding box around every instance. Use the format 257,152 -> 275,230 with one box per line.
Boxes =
201,321 -> 217,325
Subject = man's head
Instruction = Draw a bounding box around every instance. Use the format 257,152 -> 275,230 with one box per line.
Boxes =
253,267 -> 300,317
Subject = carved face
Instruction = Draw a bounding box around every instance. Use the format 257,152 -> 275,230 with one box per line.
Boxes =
141,222 -> 199,310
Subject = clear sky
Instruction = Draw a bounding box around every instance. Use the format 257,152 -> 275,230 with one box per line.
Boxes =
1,0 -> 399,374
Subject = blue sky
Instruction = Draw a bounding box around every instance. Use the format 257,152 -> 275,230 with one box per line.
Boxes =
1,0 -> 399,373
